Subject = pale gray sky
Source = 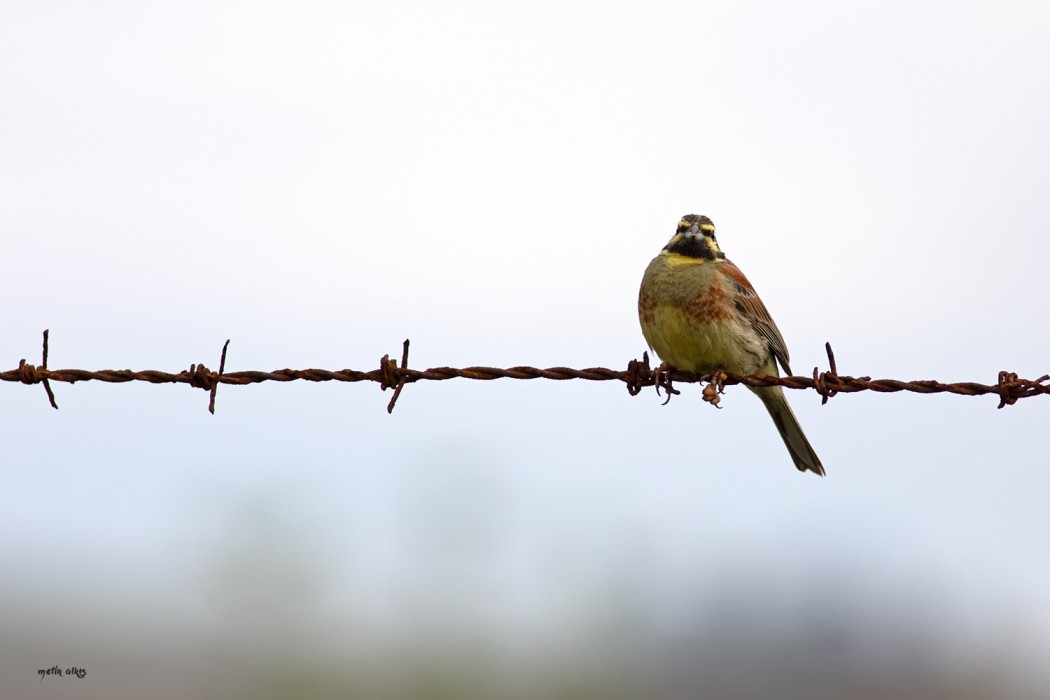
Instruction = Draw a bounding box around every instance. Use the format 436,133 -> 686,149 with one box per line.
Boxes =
3,2 -> 1050,698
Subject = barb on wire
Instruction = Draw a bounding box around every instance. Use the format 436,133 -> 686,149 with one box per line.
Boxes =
15,329 -> 58,409
208,340 -> 230,414
380,339 -> 411,414
2,331 -> 1048,414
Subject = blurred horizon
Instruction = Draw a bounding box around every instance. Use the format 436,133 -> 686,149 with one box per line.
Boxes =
5,441 -> 1050,699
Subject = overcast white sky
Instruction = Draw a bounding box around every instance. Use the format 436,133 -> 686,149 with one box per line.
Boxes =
2,2 -> 1050,698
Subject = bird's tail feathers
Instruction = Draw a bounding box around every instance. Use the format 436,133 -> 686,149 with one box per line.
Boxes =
753,386 -> 825,477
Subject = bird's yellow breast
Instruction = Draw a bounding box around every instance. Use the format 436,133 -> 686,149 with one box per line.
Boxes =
638,251 -> 757,375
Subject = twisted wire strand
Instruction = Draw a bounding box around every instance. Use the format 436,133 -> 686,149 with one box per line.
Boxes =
3,332 -> 1047,413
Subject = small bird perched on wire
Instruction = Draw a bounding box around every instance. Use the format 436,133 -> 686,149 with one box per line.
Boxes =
638,214 -> 825,476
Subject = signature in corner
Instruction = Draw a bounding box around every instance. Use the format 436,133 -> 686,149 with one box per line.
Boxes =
38,666 -> 87,680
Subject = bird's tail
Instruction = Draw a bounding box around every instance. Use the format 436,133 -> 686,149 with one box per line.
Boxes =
752,386 -> 825,476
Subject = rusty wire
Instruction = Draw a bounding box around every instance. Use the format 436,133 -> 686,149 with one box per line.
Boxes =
3,331 -> 1048,414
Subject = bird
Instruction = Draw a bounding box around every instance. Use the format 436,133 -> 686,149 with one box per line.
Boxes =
638,214 -> 824,476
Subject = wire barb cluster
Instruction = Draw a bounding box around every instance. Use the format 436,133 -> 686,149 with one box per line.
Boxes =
3,331 -> 1047,414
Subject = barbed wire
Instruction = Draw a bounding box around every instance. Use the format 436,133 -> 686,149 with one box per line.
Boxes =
3,331 -> 1047,414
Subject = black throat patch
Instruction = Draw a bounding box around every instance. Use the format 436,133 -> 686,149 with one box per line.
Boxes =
665,235 -> 725,261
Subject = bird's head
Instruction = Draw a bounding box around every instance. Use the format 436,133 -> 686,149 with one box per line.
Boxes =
663,214 -> 724,261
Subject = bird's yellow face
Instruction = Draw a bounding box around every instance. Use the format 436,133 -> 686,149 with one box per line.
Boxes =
662,214 -> 725,262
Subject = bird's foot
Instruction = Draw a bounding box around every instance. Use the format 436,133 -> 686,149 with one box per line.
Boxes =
702,369 -> 728,409
653,362 -> 681,405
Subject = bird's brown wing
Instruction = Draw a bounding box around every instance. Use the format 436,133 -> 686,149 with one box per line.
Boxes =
718,261 -> 792,375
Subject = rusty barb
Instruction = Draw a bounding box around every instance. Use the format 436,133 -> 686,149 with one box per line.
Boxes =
2,331 -> 1048,414
183,339 -> 230,414
379,339 -> 412,414
15,329 -> 58,409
